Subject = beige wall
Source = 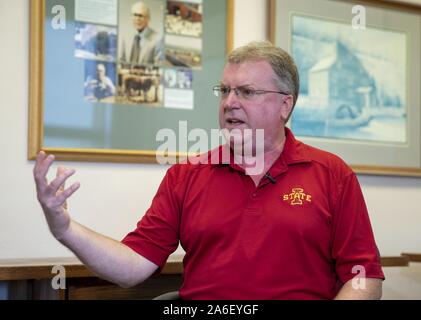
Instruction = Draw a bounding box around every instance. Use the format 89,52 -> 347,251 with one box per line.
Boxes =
0,0 -> 420,298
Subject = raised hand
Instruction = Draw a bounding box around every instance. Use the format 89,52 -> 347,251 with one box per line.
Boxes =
33,151 -> 80,238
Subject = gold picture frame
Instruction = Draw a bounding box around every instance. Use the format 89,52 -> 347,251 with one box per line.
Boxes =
29,0 -> 234,164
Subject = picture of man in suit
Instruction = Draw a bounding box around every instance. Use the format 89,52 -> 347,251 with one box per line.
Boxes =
119,1 -> 164,66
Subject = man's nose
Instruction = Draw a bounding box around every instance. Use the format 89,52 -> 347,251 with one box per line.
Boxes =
224,88 -> 241,107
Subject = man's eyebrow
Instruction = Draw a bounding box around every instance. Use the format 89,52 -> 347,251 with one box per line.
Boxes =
219,82 -> 255,87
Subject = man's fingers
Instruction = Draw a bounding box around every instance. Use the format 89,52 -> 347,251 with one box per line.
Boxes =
35,151 -> 47,167
56,166 -> 66,177
34,153 -> 55,187
34,151 -> 47,179
48,169 -> 76,196
55,182 -> 81,207
34,152 -> 55,194
56,166 -> 67,192
34,152 -> 79,211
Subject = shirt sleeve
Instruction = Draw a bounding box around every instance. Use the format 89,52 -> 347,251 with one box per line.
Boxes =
121,166 -> 182,268
331,173 -> 385,285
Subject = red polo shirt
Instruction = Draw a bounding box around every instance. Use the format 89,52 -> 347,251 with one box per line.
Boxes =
122,128 -> 384,299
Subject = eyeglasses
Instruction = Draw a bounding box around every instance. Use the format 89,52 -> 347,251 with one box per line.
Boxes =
213,85 -> 289,101
132,13 -> 147,18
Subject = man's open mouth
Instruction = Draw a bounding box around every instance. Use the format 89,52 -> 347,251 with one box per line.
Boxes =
226,119 -> 245,124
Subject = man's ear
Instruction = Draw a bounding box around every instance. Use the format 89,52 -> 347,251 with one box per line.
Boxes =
280,95 -> 294,122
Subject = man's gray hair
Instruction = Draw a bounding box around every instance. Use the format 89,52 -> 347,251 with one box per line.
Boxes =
227,41 -> 300,110
132,1 -> 151,18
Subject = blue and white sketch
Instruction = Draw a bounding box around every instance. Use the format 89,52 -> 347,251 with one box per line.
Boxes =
291,15 -> 407,143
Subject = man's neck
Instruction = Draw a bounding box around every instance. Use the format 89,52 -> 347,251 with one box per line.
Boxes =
137,27 -> 147,34
233,131 -> 287,186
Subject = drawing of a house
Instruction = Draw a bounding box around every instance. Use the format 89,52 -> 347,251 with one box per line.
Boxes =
307,41 -> 378,121
291,14 -> 407,142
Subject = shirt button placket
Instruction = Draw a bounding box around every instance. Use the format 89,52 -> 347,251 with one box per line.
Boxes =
245,191 -> 261,215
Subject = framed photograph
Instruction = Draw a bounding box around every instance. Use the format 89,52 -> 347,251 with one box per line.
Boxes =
29,0 -> 234,163
269,0 -> 421,177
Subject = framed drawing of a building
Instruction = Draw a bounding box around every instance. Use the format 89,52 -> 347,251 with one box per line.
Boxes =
29,0 -> 234,163
269,0 -> 421,177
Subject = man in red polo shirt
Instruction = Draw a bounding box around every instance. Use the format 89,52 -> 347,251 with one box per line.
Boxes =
33,41 -> 384,299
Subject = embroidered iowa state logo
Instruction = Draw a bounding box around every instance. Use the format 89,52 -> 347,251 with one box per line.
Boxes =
283,188 -> 312,205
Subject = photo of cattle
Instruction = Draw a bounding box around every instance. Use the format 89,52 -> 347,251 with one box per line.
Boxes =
116,65 -> 163,106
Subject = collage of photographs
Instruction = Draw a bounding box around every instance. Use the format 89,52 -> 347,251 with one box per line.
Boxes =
75,0 -> 203,110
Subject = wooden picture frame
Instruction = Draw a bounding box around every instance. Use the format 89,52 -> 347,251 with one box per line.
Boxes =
268,0 -> 421,177
29,0 -> 234,164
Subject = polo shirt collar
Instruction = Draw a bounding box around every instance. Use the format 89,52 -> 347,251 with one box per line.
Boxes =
263,127 -> 312,180
281,127 -> 311,165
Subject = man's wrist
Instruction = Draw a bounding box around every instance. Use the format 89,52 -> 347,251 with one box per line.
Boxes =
52,219 -> 73,242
